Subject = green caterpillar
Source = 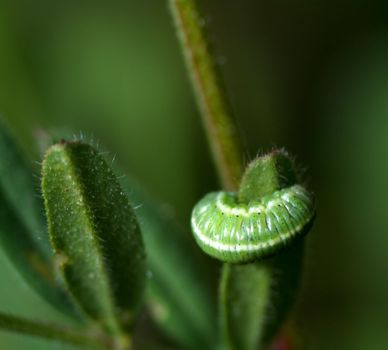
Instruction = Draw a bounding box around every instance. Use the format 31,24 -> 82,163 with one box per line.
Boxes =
191,184 -> 315,263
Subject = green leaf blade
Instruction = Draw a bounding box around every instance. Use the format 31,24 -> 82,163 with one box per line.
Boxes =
238,149 -> 297,203
220,263 -> 271,350
120,176 -> 218,350
0,126 -> 47,251
220,242 -> 304,350
41,141 -> 146,335
0,121 -> 77,317
220,149 -> 314,350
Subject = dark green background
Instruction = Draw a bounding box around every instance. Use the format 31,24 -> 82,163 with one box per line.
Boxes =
0,1 -> 387,349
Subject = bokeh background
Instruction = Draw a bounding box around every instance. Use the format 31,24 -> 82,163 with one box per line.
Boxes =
0,0 -> 388,349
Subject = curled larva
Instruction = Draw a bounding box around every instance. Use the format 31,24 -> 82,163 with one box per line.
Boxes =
191,184 -> 315,263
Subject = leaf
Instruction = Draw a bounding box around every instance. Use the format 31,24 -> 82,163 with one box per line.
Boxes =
41,141 -> 146,337
238,149 -> 297,203
220,149 -> 311,350
119,175 -> 218,350
220,263 -> 271,350
0,120 -> 77,317
220,242 -> 304,350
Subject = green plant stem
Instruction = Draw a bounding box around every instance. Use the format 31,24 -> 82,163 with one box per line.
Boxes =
169,0 -> 244,190
0,312 -> 113,350
170,2 -> 306,350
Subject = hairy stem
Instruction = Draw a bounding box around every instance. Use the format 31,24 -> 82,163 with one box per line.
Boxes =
0,312 -> 113,350
169,0 -> 244,190
170,2 -> 308,350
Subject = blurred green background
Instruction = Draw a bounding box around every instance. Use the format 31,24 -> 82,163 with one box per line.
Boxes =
1,0 -> 388,349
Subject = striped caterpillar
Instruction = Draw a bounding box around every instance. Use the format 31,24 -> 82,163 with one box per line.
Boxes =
191,184 -> 315,263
